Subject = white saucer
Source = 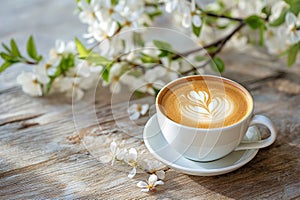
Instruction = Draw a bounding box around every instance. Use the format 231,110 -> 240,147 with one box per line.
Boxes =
143,114 -> 261,176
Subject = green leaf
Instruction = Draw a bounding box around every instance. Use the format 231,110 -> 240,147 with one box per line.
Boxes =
102,61 -> 114,82
211,57 -> 225,73
0,61 -> 12,73
2,43 -> 11,54
192,23 -> 202,37
148,10 -> 163,20
153,40 -> 173,52
158,50 -> 169,57
284,0 -> 300,15
111,0 -> 119,6
46,53 -> 75,93
245,15 -> 265,29
287,43 -> 299,66
194,55 -> 206,62
26,35 -> 39,60
85,53 -> 111,66
269,8 -> 288,27
140,53 -> 159,63
75,37 -> 91,58
10,39 -> 22,58
0,52 -> 11,60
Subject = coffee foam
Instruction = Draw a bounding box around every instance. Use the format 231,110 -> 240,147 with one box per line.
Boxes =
158,76 -> 252,128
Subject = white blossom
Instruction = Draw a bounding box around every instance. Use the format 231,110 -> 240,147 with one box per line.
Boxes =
265,26 -> 287,54
124,148 -> 138,178
83,20 -> 118,44
78,0 -> 101,25
53,61 -> 101,101
160,57 -> 180,81
47,40 -> 76,75
102,63 -> 123,93
17,64 -> 50,97
137,174 -> 164,192
237,0 -> 265,17
17,72 -> 44,96
144,160 -> 166,180
181,0 -> 202,28
137,68 -> 165,95
128,104 -> 149,120
164,0 -> 179,13
269,1 -> 288,22
285,12 -> 300,44
99,141 -> 127,165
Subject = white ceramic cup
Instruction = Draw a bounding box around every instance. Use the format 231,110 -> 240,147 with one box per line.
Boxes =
156,75 -> 277,162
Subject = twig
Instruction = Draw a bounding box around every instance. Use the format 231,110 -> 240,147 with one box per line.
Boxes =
179,21 -> 246,75
203,12 -> 243,22
181,59 -> 211,75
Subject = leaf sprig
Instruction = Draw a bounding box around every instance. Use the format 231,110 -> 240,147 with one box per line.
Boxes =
0,35 -> 42,73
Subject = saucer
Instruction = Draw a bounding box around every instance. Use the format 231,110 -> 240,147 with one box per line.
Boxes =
143,114 -> 261,176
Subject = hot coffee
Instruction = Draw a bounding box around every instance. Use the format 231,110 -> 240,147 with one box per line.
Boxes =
158,76 -> 252,128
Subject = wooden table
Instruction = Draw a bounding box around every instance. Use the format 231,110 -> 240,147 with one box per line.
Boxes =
1,1 -> 300,199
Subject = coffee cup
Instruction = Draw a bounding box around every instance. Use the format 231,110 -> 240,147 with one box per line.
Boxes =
155,75 -> 277,162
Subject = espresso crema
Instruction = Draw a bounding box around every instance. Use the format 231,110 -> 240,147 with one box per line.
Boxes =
158,76 -> 252,128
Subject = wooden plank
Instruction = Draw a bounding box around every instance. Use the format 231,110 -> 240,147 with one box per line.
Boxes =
1,57 -> 299,199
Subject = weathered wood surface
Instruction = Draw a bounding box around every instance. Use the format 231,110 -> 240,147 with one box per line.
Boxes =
1,1 -> 300,199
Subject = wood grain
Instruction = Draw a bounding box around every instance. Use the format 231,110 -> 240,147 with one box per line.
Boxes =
0,1 -> 300,199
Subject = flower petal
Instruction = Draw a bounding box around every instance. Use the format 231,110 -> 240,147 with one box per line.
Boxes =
128,167 -> 136,179
286,12 -> 297,26
156,170 -> 165,180
154,180 -> 164,186
136,181 -> 148,188
148,174 -> 158,185
193,15 -> 202,27
141,188 -> 150,193
140,104 -> 149,115
110,141 -> 117,154
128,148 -> 137,161
129,111 -> 140,120
116,148 -> 127,160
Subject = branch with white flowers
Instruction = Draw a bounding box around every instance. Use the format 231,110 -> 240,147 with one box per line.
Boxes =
0,0 -> 299,100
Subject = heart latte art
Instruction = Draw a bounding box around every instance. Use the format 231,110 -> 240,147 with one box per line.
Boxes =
159,77 -> 251,128
179,90 -> 234,124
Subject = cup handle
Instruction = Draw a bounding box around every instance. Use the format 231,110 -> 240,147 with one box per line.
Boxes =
235,115 -> 277,151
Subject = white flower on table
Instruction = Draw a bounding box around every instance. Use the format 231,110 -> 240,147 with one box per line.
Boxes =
144,160 -> 166,180
285,12 -> 300,44
124,148 -> 138,178
128,104 -> 149,120
137,174 -> 164,192
99,141 -> 127,165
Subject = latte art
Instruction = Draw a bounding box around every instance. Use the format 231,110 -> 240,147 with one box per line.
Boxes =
158,76 -> 252,128
179,91 -> 234,123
